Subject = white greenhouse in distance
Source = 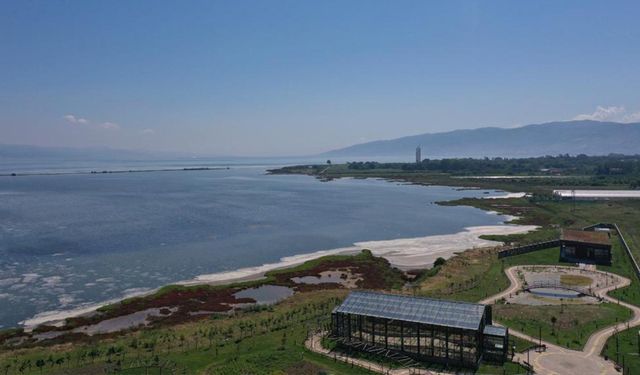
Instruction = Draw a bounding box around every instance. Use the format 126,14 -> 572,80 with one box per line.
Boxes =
553,190 -> 640,200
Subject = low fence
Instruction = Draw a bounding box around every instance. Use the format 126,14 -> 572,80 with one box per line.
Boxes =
583,222 -> 640,279
613,223 -> 640,280
497,240 -> 560,259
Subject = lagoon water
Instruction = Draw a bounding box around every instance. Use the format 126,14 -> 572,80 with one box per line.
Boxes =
0,159 -> 511,328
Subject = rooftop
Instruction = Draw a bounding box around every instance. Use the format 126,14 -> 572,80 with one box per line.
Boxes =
333,291 -> 486,331
483,325 -> 507,337
553,190 -> 640,199
561,229 -> 611,246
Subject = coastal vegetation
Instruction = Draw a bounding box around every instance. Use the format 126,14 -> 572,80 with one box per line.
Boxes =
271,155 -> 640,192
0,290 -> 372,374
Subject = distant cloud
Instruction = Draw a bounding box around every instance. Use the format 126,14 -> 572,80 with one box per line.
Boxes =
141,128 -> 155,135
573,106 -> 640,123
623,111 -> 640,123
63,114 -> 89,125
63,114 -> 122,130
100,122 -> 120,130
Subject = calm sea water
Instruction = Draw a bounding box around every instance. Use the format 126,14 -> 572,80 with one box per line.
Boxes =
0,159 -> 507,328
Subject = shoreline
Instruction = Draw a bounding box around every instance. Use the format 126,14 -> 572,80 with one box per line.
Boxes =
19,205 -> 537,330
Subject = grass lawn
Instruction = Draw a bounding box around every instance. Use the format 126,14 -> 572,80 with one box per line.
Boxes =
509,335 -> 538,353
602,327 -> 640,375
560,274 -> 592,286
493,303 -> 632,351
417,246 -> 566,303
478,362 -> 529,375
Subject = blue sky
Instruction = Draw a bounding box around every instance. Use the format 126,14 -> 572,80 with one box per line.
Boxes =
1,1 -> 640,156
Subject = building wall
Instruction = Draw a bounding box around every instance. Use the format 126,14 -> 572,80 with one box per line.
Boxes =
331,312 -> 485,368
560,241 -> 612,265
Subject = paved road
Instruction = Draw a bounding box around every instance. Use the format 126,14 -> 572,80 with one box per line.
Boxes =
483,265 -> 640,375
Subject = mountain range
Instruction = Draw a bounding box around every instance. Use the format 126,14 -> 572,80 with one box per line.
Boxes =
3,120 -> 640,161
322,120 -> 640,159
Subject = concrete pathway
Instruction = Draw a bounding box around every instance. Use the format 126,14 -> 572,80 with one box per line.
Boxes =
482,265 -> 640,375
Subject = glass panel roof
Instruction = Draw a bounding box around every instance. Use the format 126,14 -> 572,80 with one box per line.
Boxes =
483,325 -> 507,337
334,291 -> 486,330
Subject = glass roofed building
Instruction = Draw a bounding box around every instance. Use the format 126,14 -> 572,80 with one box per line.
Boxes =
330,291 -> 508,368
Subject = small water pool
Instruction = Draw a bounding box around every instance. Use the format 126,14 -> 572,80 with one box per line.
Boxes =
291,273 -> 345,285
234,285 -> 294,305
530,288 -> 581,299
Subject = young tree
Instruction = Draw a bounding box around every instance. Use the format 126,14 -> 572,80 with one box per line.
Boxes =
88,348 -> 100,364
35,359 -> 45,374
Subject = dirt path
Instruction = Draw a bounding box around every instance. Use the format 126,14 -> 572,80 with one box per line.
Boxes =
482,265 -> 640,375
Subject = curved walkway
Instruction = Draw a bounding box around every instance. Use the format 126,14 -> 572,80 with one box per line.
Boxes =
305,333 -> 447,375
482,265 -> 640,375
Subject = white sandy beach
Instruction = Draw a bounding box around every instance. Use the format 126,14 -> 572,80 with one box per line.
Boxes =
20,192 -> 537,330
484,192 -> 528,199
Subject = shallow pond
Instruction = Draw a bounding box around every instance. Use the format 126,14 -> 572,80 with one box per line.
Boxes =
291,273 -> 345,285
233,285 -> 294,305
530,287 -> 581,299
73,307 -> 175,335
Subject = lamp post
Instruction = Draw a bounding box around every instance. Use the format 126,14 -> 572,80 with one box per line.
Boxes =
539,326 -> 542,349
616,333 -> 620,363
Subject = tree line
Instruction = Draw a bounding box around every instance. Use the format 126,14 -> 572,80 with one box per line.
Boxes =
346,154 -> 640,177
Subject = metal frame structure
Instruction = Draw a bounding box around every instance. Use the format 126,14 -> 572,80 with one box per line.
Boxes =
330,291 -> 508,369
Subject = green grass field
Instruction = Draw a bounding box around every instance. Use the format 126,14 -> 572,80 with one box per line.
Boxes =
493,303 -> 632,350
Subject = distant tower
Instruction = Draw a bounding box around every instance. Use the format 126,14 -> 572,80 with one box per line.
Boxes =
415,146 -> 422,164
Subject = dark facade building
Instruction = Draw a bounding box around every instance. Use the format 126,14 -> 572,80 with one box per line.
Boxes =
330,291 -> 508,369
560,229 -> 612,265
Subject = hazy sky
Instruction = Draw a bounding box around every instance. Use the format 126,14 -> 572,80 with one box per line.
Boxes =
2,1 -> 640,156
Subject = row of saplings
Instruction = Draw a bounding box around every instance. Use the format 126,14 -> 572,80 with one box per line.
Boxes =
0,297 -> 342,374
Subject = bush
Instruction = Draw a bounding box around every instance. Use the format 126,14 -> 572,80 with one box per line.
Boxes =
434,257 -> 447,267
